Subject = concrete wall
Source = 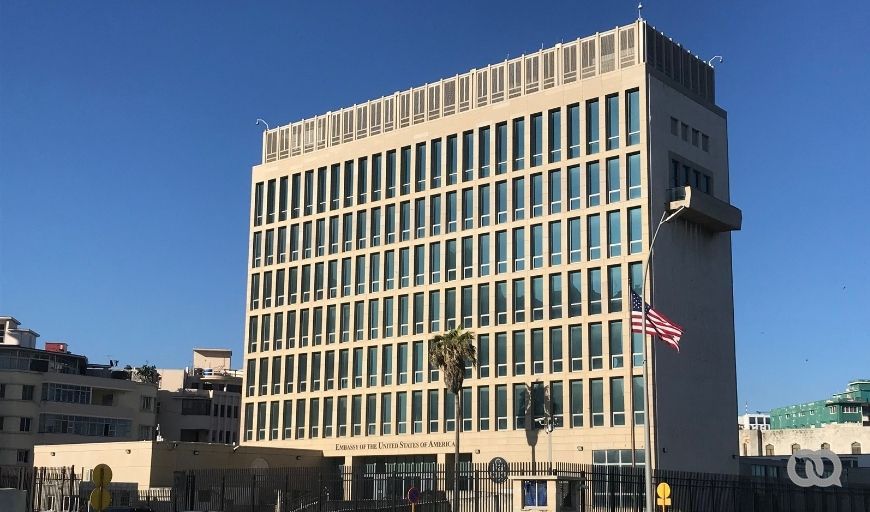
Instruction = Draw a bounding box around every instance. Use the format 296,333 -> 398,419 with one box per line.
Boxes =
647,73 -> 738,474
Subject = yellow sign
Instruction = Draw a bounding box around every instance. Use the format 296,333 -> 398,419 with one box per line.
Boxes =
92,464 -> 113,487
656,482 -> 672,509
89,488 -> 111,510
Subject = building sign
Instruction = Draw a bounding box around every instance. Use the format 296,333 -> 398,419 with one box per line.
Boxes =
336,440 -> 455,451
488,457 -> 508,483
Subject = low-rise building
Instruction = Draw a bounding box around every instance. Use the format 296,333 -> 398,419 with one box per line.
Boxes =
738,412 -> 771,431
740,423 -> 869,457
0,316 -> 158,465
769,380 -> 870,429
33,440 -> 325,489
156,348 -> 242,444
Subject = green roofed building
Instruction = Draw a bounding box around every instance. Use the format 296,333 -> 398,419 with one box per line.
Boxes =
770,380 -> 870,429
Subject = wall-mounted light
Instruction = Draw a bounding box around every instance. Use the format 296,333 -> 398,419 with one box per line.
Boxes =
295,455 -> 302,461
193,450 -> 200,455
125,449 -> 131,454
474,449 -> 481,454
576,446 -> 583,451
50,452 -> 56,456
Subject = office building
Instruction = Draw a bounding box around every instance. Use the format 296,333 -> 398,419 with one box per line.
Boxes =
769,380 -> 870,430
0,316 -> 157,465
242,20 -> 741,473
156,348 -> 243,444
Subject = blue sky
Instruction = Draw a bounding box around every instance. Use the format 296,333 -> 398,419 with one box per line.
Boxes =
1,1 -> 868,412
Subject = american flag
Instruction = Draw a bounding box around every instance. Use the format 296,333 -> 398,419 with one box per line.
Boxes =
631,291 -> 684,352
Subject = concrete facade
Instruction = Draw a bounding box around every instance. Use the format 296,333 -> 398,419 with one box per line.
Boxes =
0,316 -> 157,466
33,440 -> 324,489
242,20 -> 740,473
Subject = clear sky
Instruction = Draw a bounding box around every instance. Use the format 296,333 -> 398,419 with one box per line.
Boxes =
1,1 -> 868,412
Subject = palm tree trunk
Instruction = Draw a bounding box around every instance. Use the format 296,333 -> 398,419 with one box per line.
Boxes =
454,390 -> 461,512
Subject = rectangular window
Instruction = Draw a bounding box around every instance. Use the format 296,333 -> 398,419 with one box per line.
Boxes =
446,135 -> 458,185
496,332 -> 508,377
479,184 -> 491,227
428,389 -> 439,432
445,288 -> 456,329
400,146 -> 411,195
328,166 -> 339,210
512,117 -> 525,170
570,380 -> 584,427
478,233 -> 491,277
530,113 -> 543,167
589,323 -> 603,370
548,108 -> 561,163
587,161 -> 600,207
531,329 -> 544,374
444,392 -> 455,432
513,278 -> 525,323
462,387 -> 473,431
382,344 -> 393,386
609,320 -> 624,369
446,239 -> 457,281
549,169 -> 562,214
496,122 -> 508,174
431,194 -> 442,236
549,221 -> 562,266
608,264 -> 623,312
531,276 -> 544,321
567,103 -> 581,159
633,375 -> 645,425
462,130 -> 474,181
415,198 -> 426,240
627,153 -> 641,199
607,211 -> 621,257
605,94 -> 619,150
626,89 -> 640,145
606,157 -> 620,203
513,176 -> 525,220
415,142 -> 426,192
611,377 -> 625,426
462,188 -> 474,230
495,181 -> 508,223
478,386 -> 490,431
343,161 -> 354,208
586,99 -> 599,154
568,217 -> 581,263
513,383 -> 527,429
400,201 -> 410,241
588,214 -> 600,260
496,385 -> 508,430
495,281 -> 507,325
629,207 -> 642,254
550,327 -> 563,372
479,126 -> 491,177
591,378 -> 604,427
568,271 -> 582,317
371,154 -> 382,201
446,191 -> 457,233
266,179 -> 276,223
588,268 -> 602,315
478,333 -> 490,377
513,227 -> 525,271
253,182 -> 264,226
530,224 -> 543,269
381,393 -> 392,435
569,325 -> 582,371
530,173 -> 543,218
412,390 -> 423,433
461,285 -> 473,328
431,138 -> 442,188
513,330 -> 526,376
357,158 -> 368,204
366,394 -> 376,435
413,340 -> 424,383
549,273 -> 562,319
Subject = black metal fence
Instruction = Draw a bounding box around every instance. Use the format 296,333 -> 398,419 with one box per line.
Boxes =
5,462 -> 870,512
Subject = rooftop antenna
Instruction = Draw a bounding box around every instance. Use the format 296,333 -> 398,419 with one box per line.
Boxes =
637,2 -> 643,21
707,55 -> 724,67
255,118 -> 270,131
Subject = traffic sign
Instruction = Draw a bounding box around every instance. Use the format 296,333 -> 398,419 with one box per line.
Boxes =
655,482 -> 672,510
89,488 -> 111,510
92,464 -> 113,487
407,486 -> 420,504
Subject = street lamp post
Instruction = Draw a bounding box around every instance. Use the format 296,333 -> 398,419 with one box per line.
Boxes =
641,206 -> 685,512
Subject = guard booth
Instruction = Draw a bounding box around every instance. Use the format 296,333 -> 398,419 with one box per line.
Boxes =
508,474 -> 584,512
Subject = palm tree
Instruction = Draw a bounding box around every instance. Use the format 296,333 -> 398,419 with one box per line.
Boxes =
429,326 -> 477,512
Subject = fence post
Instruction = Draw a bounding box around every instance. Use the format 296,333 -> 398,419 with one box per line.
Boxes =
319,472 -> 324,512
220,474 -> 226,512
251,472 -> 257,512
392,469 -> 398,512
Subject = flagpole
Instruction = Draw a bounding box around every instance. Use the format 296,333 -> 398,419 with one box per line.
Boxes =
641,207 -> 684,512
